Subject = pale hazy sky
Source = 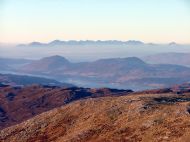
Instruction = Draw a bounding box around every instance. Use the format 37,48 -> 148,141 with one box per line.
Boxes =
0,0 -> 190,44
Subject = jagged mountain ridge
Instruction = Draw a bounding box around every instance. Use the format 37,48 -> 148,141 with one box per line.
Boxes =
18,40 -> 145,47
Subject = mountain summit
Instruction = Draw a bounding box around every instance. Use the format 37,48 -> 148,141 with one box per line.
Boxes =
21,55 -> 70,73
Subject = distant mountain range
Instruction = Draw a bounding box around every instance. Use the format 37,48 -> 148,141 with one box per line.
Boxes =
15,40 -> 189,48
17,40 -> 145,47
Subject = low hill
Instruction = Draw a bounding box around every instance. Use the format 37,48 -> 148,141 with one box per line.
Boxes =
0,73 -> 71,86
21,55 -> 71,73
0,57 -> 33,71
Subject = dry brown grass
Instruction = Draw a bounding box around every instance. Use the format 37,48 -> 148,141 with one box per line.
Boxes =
1,93 -> 190,142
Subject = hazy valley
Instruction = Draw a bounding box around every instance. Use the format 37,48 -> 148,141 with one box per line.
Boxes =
1,52 -> 190,90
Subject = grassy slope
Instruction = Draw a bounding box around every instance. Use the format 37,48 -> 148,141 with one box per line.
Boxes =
1,92 -> 190,142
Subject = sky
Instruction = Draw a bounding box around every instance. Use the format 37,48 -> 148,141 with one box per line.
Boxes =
0,0 -> 190,44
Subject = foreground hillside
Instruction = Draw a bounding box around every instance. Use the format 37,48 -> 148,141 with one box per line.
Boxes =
0,84 -> 130,129
1,89 -> 190,142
